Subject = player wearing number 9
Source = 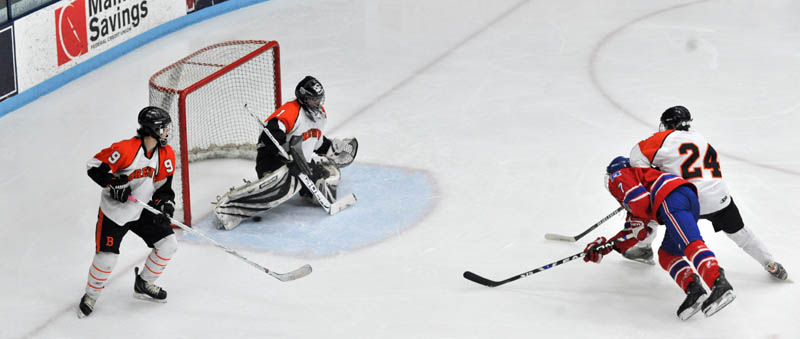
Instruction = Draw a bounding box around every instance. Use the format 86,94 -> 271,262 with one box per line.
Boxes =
626,105 -> 788,281
78,106 -> 180,318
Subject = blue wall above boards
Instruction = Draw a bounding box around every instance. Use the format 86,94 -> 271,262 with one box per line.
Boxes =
0,0 -> 269,119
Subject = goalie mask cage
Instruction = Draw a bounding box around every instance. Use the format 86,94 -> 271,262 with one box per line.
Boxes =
148,40 -> 281,225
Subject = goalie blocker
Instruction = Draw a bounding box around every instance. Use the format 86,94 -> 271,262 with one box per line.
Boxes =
213,137 -> 358,230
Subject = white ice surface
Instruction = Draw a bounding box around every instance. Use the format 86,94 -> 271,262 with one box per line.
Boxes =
1,0 -> 798,338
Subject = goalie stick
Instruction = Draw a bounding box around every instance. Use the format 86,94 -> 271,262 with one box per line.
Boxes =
130,197 -> 312,282
244,104 -> 356,215
463,236 -> 628,287
543,206 -> 624,242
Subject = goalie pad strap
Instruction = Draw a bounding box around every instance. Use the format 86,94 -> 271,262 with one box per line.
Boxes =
214,166 -> 301,230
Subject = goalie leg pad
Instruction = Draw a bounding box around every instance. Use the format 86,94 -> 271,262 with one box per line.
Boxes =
214,166 -> 301,230
302,162 -> 341,204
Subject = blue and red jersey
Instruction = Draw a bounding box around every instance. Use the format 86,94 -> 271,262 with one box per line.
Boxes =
606,167 -> 696,221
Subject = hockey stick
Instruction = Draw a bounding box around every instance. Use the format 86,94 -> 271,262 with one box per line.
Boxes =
244,104 -> 356,215
130,196 -> 312,282
543,206 -> 624,242
463,237 -> 627,287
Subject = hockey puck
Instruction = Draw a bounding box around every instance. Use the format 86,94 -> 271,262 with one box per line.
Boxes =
253,216 -> 262,222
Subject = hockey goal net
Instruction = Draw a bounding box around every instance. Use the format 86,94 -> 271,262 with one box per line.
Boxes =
148,40 -> 281,225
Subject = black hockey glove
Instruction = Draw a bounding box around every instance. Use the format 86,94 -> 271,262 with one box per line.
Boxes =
108,175 -> 131,203
153,199 -> 175,218
149,199 -> 175,226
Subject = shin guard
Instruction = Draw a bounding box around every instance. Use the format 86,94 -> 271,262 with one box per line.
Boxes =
685,240 -> 721,289
658,248 -> 696,291
138,234 -> 177,283
85,251 -> 118,298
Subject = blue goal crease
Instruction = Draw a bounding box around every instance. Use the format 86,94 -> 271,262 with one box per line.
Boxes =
0,0 -> 271,119
182,164 -> 436,258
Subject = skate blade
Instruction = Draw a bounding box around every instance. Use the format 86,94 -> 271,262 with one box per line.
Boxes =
702,290 -> 735,317
633,258 -> 656,265
133,292 -> 167,303
624,257 -> 656,265
77,306 -> 90,319
678,295 -> 707,321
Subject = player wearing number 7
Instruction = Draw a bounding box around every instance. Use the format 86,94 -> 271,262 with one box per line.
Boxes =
77,107 -> 179,318
627,105 -> 788,281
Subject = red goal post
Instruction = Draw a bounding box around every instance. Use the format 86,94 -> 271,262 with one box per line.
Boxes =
148,40 -> 281,225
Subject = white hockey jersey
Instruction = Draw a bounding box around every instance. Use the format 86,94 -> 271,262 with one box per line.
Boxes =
87,137 -> 176,225
629,129 -> 730,215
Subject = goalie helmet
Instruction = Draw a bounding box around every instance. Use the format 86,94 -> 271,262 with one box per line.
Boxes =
660,105 -> 692,131
137,106 -> 172,147
295,76 -> 326,121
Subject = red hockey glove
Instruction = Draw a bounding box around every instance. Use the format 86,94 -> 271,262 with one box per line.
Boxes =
583,237 -> 614,263
625,217 -> 652,241
610,217 -> 654,253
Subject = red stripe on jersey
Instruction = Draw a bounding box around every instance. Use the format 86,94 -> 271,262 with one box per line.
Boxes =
637,130 -> 675,163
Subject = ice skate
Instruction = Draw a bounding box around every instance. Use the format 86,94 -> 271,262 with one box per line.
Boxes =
677,275 -> 707,321
134,267 -> 167,303
701,268 -> 735,317
765,262 -> 789,281
77,293 -> 97,319
622,246 -> 655,265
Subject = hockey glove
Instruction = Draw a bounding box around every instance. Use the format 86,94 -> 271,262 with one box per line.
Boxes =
148,199 -> 174,227
611,217 -> 654,253
326,137 -> 358,168
108,175 -> 131,203
153,199 -> 175,218
626,217 -> 652,241
583,236 -> 613,263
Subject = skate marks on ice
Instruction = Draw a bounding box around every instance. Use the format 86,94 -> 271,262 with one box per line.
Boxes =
183,163 -> 436,257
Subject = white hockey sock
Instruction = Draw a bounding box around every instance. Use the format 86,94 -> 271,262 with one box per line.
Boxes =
85,252 -> 118,299
726,227 -> 775,266
138,234 -> 177,283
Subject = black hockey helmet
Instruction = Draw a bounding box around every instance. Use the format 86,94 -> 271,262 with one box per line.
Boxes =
660,105 -> 692,131
137,106 -> 172,146
295,76 -> 325,121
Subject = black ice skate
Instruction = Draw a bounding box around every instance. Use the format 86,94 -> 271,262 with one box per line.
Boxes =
701,268 -> 735,317
676,275 -> 707,321
77,293 -> 97,319
622,246 -> 655,265
134,267 -> 167,303
766,262 -> 789,281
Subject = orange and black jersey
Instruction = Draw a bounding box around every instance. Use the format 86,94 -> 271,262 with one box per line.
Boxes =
87,136 -> 176,225
256,100 -> 332,176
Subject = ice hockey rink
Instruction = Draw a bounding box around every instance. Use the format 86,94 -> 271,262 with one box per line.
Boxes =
1,0 -> 799,337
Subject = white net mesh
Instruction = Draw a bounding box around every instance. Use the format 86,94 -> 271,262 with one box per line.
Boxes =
148,40 -> 281,224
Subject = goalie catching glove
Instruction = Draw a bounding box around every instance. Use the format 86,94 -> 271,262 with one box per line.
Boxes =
325,137 -> 358,168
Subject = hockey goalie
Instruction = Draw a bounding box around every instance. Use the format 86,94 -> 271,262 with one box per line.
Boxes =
213,76 -> 358,230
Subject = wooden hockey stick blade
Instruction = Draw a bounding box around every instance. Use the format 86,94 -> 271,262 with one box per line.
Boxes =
543,233 -> 577,242
268,264 -> 313,282
329,193 -> 357,215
